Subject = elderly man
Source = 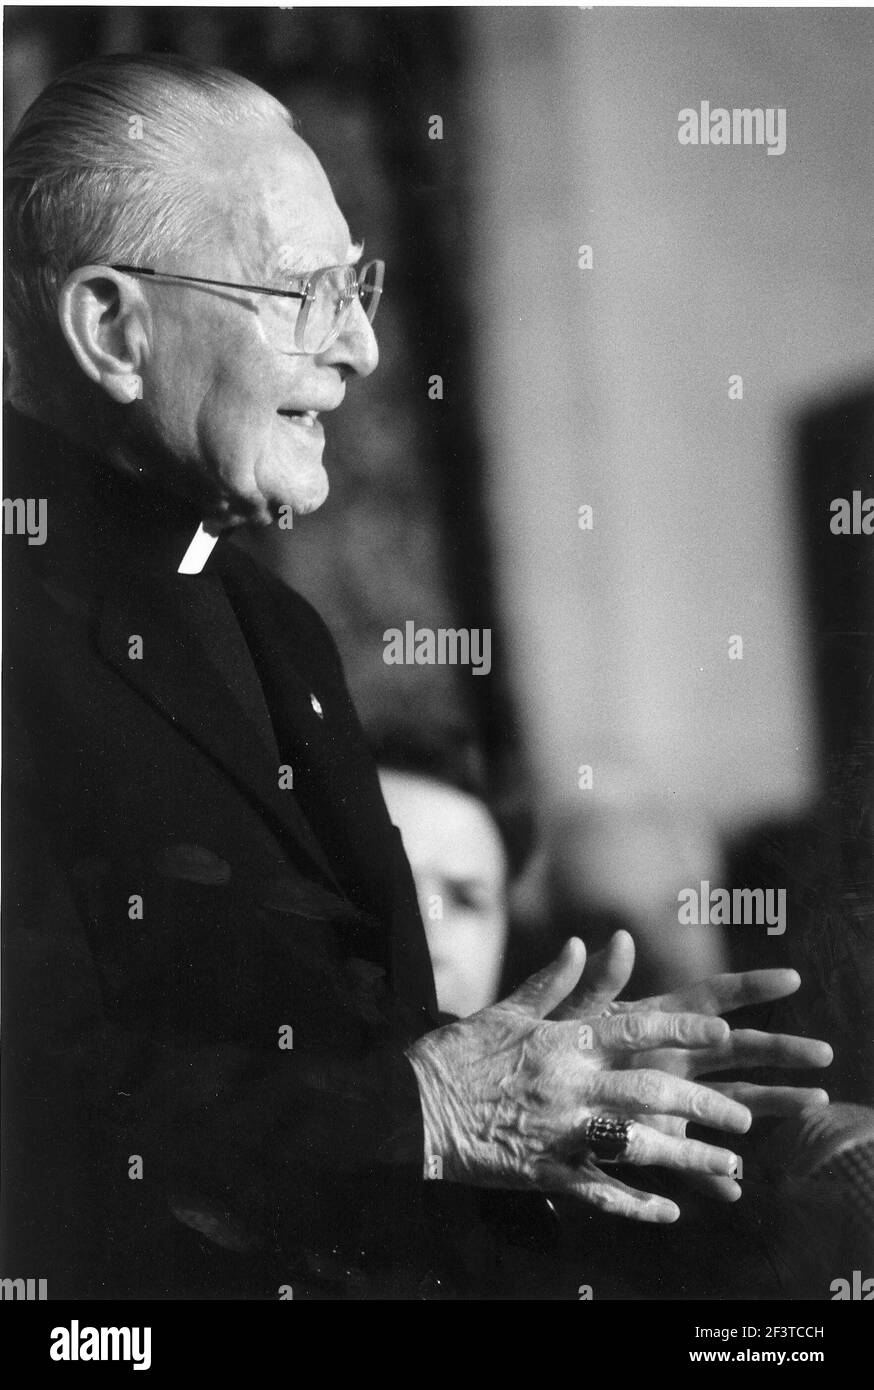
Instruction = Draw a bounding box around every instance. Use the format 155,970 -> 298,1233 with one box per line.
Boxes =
2,54 -> 831,1301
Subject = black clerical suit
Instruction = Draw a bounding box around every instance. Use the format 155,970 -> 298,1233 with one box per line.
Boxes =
2,408 -> 576,1301
1,408 -> 452,1299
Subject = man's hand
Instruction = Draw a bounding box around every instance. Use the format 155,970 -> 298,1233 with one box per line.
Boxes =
553,930 -> 833,1201
407,935 -> 832,1222
407,938 -> 760,1223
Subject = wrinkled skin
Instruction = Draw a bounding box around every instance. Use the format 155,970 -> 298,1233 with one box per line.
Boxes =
407,932 -> 831,1222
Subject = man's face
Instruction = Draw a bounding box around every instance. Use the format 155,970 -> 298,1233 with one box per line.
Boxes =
134,117 -> 378,528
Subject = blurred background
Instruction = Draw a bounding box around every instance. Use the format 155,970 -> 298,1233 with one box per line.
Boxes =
5,7 -> 873,1094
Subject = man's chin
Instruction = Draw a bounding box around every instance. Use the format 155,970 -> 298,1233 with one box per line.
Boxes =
255,451 -> 330,520
286,470 -> 330,516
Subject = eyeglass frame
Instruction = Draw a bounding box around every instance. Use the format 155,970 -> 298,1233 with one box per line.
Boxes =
108,258 -> 384,355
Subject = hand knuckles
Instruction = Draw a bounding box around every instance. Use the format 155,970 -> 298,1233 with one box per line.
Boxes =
529,1021 -> 555,1056
584,1071 -> 617,1108
677,1138 -> 705,1169
631,1071 -> 666,1111
623,1123 -> 645,1161
672,1015 -> 705,1046
616,1013 -> 651,1046
686,1086 -> 717,1123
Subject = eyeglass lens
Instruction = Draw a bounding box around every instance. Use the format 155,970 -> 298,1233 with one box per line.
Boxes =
259,262 -> 382,355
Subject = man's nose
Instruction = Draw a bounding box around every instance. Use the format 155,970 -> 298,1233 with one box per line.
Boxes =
319,298 -> 379,378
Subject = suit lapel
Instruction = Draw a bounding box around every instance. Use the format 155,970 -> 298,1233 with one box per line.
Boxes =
215,555 -> 439,1023
96,564 -> 343,895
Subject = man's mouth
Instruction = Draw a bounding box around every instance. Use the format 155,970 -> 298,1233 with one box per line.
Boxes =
277,409 -> 320,429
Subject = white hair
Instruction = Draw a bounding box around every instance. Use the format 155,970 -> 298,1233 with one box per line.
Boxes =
4,52 -> 293,398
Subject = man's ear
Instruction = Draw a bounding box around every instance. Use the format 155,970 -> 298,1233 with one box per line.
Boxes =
58,266 -> 150,404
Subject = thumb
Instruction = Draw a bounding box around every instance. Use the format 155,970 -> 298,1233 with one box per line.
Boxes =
503,937 -> 587,1019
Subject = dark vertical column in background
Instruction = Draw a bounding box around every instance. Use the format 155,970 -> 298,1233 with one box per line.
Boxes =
798,387 -> 874,780
365,8 -> 522,778
793,385 -> 874,1101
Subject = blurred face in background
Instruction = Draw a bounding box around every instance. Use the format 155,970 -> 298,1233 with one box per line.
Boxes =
379,770 -> 509,1018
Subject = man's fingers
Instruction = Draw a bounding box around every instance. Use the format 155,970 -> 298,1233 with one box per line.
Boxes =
636,968 -> 802,1017
690,1029 -> 834,1075
708,1082 -> 830,1117
595,1011 -> 730,1053
612,1121 -> 740,1178
544,1161 -> 681,1223
682,1173 -> 744,1203
592,1069 -> 753,1132
552,929 -> 636,1020
502,937 -> 587,1019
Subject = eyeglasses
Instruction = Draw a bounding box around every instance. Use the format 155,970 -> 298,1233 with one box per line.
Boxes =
109,258 -> 384,356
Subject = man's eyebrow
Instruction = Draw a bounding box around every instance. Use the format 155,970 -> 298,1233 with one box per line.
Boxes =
267,239 -> 365,281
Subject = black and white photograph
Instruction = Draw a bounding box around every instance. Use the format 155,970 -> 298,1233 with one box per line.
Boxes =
2,0 -> 872,1343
